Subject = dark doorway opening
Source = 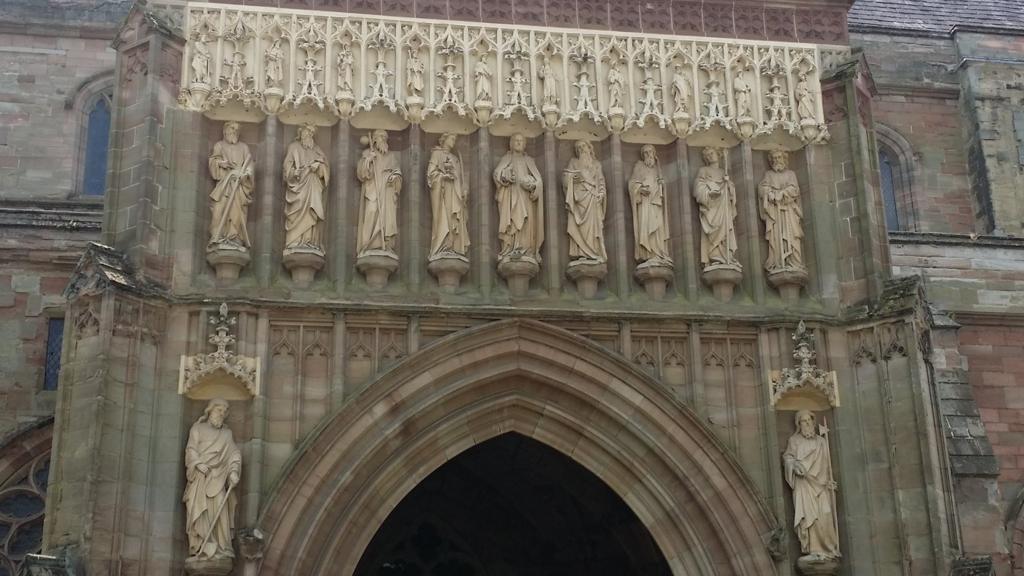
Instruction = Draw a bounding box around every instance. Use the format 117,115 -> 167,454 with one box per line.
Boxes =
354,433 -> 672,576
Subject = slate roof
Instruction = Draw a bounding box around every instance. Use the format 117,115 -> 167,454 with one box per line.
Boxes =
849,0 -> 1024,36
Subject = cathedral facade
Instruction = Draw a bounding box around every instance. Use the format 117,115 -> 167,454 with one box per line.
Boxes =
0,0 -> 1021,575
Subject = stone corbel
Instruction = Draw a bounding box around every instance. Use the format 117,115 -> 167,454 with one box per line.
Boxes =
178,303 -> 260,400
770,321 -> 839,411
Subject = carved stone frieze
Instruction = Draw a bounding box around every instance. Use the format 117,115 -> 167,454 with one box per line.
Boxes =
178,6 -> 844,147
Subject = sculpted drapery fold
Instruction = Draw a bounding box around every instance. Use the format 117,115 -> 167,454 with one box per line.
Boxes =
494,134 -> 544,261
427,133 -> 469,259
759,150 -> 805,273
628,144 -> 671,264
784,410 -> 840,561
208,121 -> 253,250
694,147 -> 739,269
563,140 -> 607,263
283,123 -> 329,251
184,399 -> 241,564
357,129 -> 403,256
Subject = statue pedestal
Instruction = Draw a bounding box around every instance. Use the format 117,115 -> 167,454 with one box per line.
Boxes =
796,554 -> 840,576
634,260 -> 674,300
428,255 -> 470,293
264,87 -> 283,114
567,259 -> 607,299
188,82 -> 211,109
498,255 -> 539,297
283,246 -> 325,287
767,267 -> 808,303
357,250 -> 399,289
206,245 -> 250,283
185,556 -> 234,576
702,264 -> 742,303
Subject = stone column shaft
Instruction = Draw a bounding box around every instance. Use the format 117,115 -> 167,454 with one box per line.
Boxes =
543,132 -> 562,295
405,126 -> 423,289
332,121 -> 352,294
740,142 -> 765,304
256,118 -> 280,287
674,140 -> 698,300
476,130 -> 493,297
608,134 -> 630,296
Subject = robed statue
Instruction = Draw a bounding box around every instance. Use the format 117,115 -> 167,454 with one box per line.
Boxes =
563,140 -> 607,263
784,410 -> 840,562
356,129 -> 403,256
628,144 -> 671,264
283,124 -> 328,251
494,134 -> 544,261
694,147 -> 739,269
208,121 -> 253,250
184,398 -> 241,564
427,133 -> 469,259
759,150 -> 805,273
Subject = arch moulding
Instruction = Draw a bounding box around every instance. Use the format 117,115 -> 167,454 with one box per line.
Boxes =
257,319 -> 780,576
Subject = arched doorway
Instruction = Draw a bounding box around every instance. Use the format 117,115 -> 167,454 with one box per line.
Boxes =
355,433 -> 672,576
258,320 -> 779,576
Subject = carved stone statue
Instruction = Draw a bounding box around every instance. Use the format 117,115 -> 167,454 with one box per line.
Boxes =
356,129 -> 403,288
694,147 -> 741,301
406,49 -> 425,99
629,145 -> 671,264
427,133 -> 470,290
282,123 -> 328,284
336,46 -> 355,96
607,64 -> 624,110
704,75 -> 727,119
795,73 -> 815,122
766,78 -> 787,124
265,39 -> 284,90
284,124 -> 328,251
574,70 -> 596,113
370,60 -> 392,99
357,129 -> 402,256
474,57 -> 492,102
694,147 -> 738,269
539,55 -> 559,107
494,133 -> 544,295
759,150 -> 804,273
206,122 -> 253,281
637,75 -> 660,117
759,150 -> 807,300
184,398 -> 241,573
428,133 -> 468,257
784,410 -> 841,572
734,70 -> 752,118
192,38 -> 211,85
564,140 -> 607,264
671,63 -> 690,115
437,62 -> 460,104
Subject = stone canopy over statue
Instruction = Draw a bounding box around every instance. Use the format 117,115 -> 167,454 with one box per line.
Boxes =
184,398 -> 241,576
784,409 -> 841,575
493,133 -> 545,296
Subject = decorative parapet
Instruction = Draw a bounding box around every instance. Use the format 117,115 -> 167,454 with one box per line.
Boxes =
178,3 -> 848,148
770,321 -> 839,410
178,303 -> 260,400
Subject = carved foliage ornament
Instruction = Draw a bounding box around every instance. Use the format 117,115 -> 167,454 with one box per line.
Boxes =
178,303 -> 261,399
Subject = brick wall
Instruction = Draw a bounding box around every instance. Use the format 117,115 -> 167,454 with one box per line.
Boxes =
0,33 -> 118,200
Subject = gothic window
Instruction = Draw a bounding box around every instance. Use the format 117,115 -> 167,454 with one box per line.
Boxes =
81,93 -> 112,197
0,442 -> 50,576
879,148 -> 900,230
43,318 -> 64,392
874,124 -> 917,232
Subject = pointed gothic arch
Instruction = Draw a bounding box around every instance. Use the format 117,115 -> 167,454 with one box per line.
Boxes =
257,319 -> 780,576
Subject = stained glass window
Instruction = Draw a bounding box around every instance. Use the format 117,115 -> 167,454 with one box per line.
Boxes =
0,453 -> 49,574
